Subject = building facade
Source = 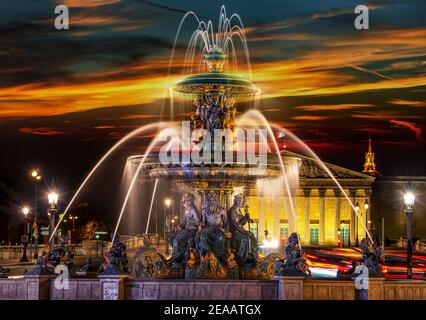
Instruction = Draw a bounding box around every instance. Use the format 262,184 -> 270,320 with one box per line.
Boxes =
246,151 -> 374,246
242,140 -> 426,247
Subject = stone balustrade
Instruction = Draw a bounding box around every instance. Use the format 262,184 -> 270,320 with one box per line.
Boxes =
125,279 -> 277,300
0,244 -> 84,260
1,275 -> 426,300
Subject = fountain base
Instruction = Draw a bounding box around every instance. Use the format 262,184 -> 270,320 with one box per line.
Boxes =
133,247 -> 283,280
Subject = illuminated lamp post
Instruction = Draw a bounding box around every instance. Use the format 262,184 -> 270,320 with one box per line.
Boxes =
171,219 -> 175,233
404,192 -> 415,279
364,199 -> 370,240
48,192 -> 59,250
355,202 -> 360,246
31,169 -> 41,258
20,207 -> 30,262
164,198 -> 172,256
68,215 -> 78,244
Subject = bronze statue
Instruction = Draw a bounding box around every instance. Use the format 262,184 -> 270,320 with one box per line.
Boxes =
227,194 -> 258,268
359,238 -> 383,277
98,235 -> 128,275
192,96 -> 207,130
170,193 -> 200,268
274,232 -> 310,277
195,192 -> 230,265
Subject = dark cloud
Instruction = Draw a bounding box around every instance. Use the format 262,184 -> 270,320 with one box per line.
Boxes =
0,0 -> 425,215
131,0 -> 189,15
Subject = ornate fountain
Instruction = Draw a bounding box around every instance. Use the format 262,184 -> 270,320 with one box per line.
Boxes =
129,11 -> 308,279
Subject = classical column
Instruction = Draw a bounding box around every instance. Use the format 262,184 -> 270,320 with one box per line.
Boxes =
349,189 -> 357,246
258,196 -> 265,240
274,196 -> 280,241
319,189 -> 326,245
334,189 -> 341,244
303,189 -> 311,244
364,189 -> 371,235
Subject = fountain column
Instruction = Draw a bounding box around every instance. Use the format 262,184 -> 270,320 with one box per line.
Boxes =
223,190 -> 229,212
334,189 -> 341,243
303,189 -> 311,245
349,189 -> 357,246
319,189 -> 326,245
219,190 -> 224,208
215,190 -> 221,207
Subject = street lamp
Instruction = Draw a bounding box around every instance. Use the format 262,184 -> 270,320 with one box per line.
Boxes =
164,198 -> 172,255
364,199 -> 370,235
48,192 -> 59,250
20,207 -> 30,262
70,216 -> 78,230
31,169 -> 41,258
404,192 -> 415,279
22,207 -> 29,217
355,202 -> 360,246
164,199 -> 171,235
69,216 -> 78,244
341,222 -> 346,247
48,192 -> 59,208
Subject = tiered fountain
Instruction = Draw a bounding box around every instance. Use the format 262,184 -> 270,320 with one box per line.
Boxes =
125,7 -> 309,280
48,5 -> 372,283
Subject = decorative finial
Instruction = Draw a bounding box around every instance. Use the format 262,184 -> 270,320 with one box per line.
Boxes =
204,47 -> 227,72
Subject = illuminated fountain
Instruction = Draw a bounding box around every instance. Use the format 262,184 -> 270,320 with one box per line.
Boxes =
126,7 -> 307,279
49,5 -> 374,280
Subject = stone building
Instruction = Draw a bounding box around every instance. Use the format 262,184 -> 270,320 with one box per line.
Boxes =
246,151 -> 374,246
245,139 -> 425,246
